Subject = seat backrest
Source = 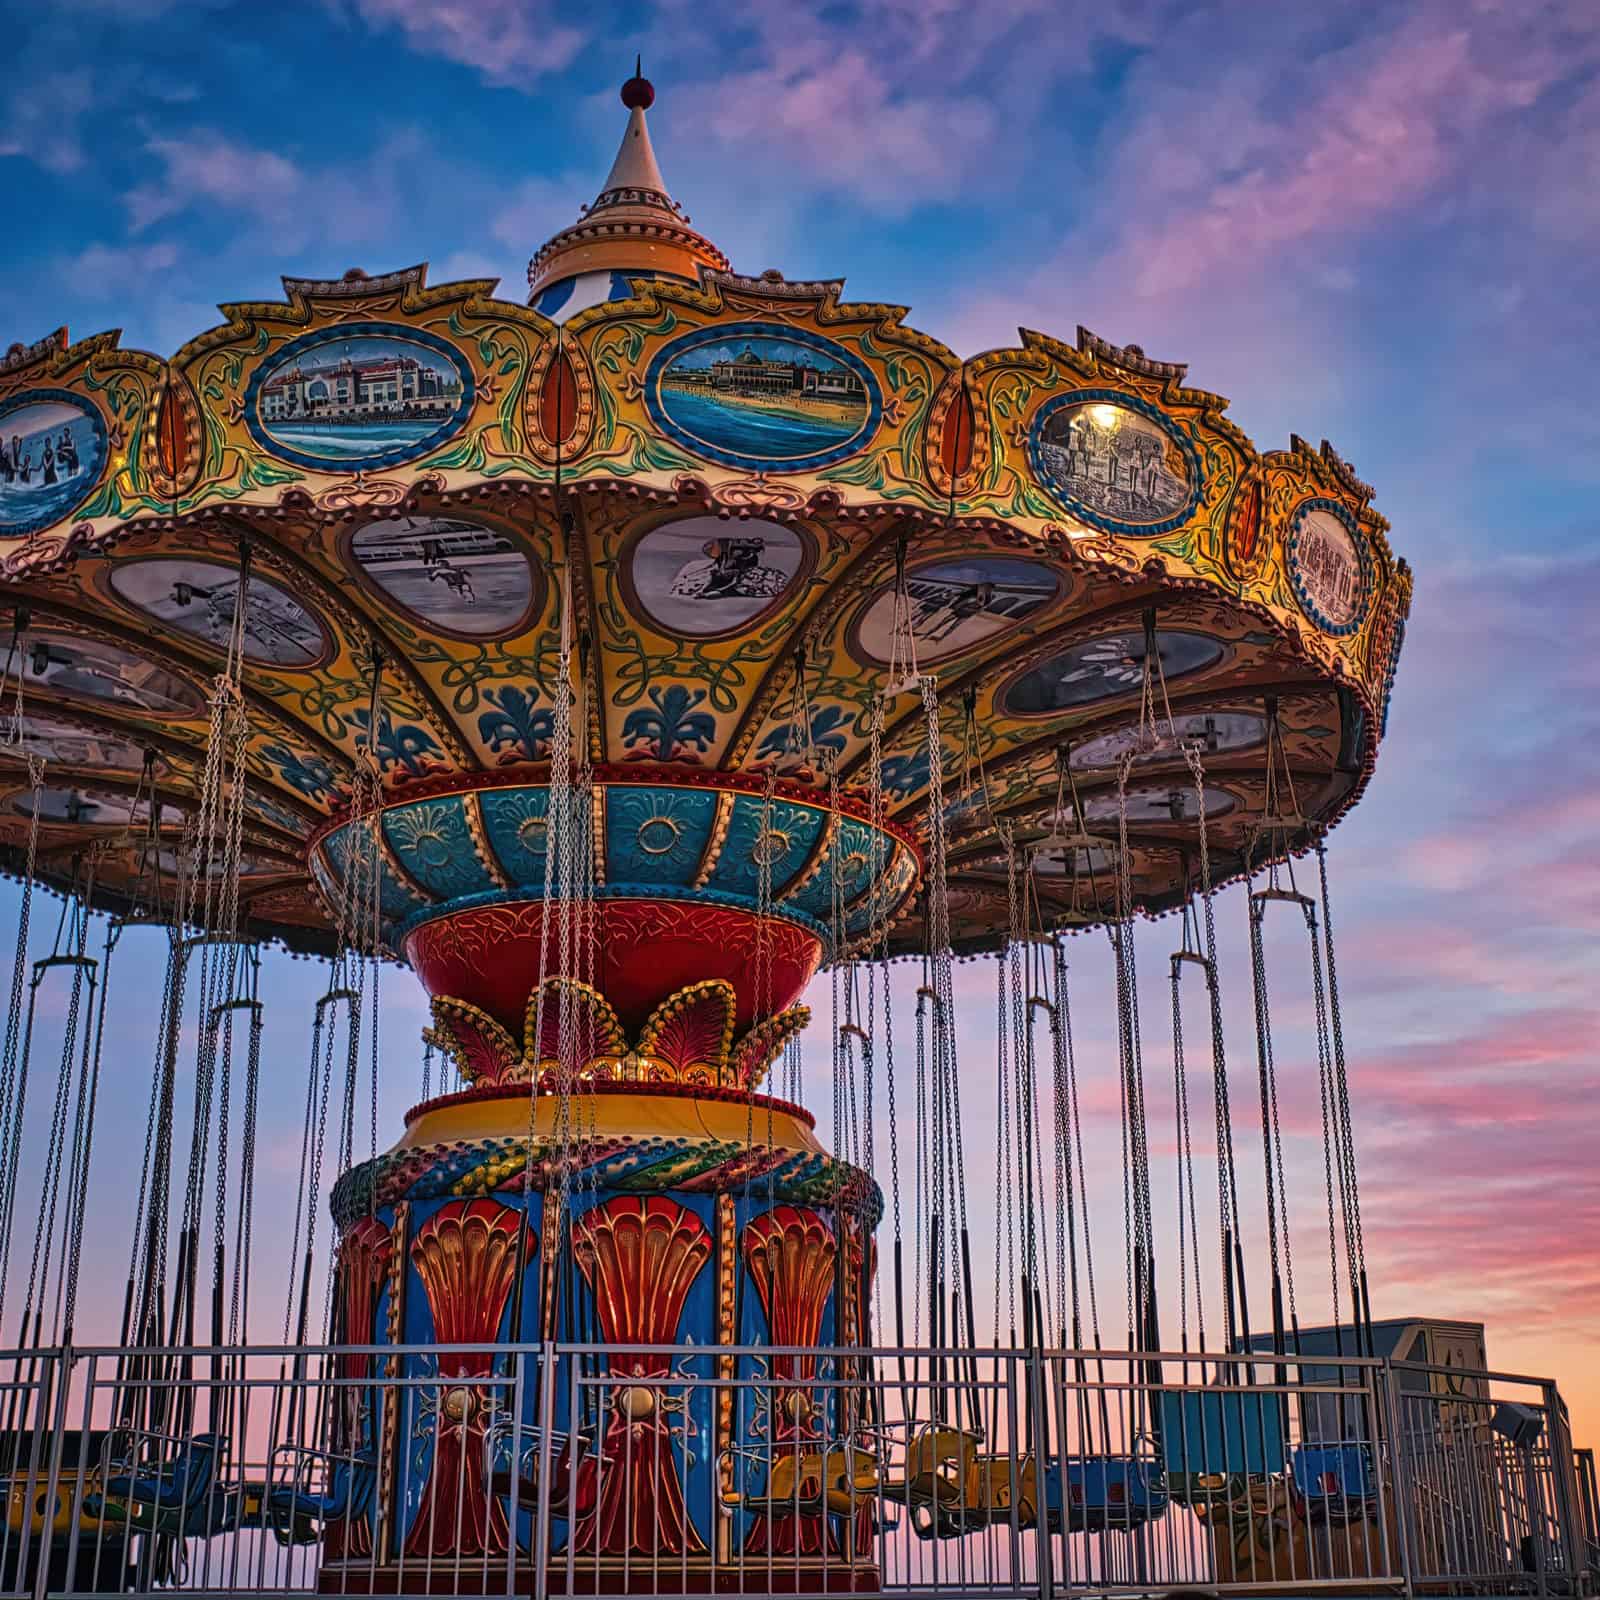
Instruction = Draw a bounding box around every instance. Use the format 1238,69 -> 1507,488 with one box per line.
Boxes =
906,1425 -> 981,1479
1160,1389 -> 1288,1478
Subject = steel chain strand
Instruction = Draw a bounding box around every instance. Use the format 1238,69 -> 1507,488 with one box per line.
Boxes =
1307,906 -> 1344,1329
993,946 -> 1014,1339
230,1000 -> 262,1346
1318,841 -> 1367,1287
62,914 -> 115,1342
16,908 -> 90,1345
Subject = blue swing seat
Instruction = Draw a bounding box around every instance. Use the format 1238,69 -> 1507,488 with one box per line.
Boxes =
1159,1388 -> 1289,1480
1292,1444 -> 1377,1523
264,1446 -> 378,1546
1044,1457 -> 1168,1533
84,1431 -> 227,1538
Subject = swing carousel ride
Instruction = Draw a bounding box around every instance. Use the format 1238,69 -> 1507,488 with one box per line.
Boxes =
0,66 -> 1590,1600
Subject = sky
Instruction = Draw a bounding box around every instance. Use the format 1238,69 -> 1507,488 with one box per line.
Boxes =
1,0 -> 1597,1448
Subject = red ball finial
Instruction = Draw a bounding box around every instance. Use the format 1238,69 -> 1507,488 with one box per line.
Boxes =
621,56 -> 654,110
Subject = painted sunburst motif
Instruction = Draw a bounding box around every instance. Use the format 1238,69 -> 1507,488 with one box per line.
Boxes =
387,802 -> 456,869
625,791 -> 705,874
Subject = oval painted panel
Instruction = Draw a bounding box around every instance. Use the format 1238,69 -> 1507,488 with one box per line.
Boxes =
1071,710 -> 1266,772
940,382 -> 975,481
1027,389 -> 1200,535
108,557 -> 327,667
13,786 -> 148,827
349,515 -> 539,639
0,389 -> 107,537
3,631 -> 203,716
626,516 -> 809,638
644,322 -> 882,472
244,322 -> 474,471
5,713 -> 158,772
850,556 -> 1060,668
540,349 -> 580,444
1083,783 -> 1237,825
158,386 -> 186,480
1001,628 -> 1224,717
1288,499 -> 1371,635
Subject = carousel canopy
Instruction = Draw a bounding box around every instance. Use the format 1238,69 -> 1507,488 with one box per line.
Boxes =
0,72 -> 1409,958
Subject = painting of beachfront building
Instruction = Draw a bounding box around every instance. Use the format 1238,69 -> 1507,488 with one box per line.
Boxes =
0,392 -> 106,538
1031,398 -> 1195,529
1290,504 -> 1368,632
648,326 -> 880,470
247,327 -> 472,470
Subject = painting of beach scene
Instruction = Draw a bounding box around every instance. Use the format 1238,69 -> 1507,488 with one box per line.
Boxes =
1031,396 -> 1196,531
0,392 -> 106,538
351,516 -> 537,637
629,515 -> 807,637
852,556 -> 1058,666
109,557 -> 325,667
247,326 -> 472,471
4,632 -> 202,716
647,325 -> 880,471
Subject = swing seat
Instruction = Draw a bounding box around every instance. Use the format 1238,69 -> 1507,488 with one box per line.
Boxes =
1159,1387 -> 1289,1479
83,1431 -> 226,1539
486,1427 -> 594,1519
914,1451 -> 1040,1538
722,1441 -> 884,1520
1044,1456 -> 1168,1534
1291,1444 -> 1376,1524
3,1473 -> 125,1545
880,1424 -> 983,1514
262,1445 -> 378,1547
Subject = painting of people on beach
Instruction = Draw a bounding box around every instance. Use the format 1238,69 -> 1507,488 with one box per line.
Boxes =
629,515 -> 807,636
246,325 -> 472,471
109,557 -> 326,667
0,392 -> 106,537
351,516 -> 537,637
647,324 -> 880,471
3,631 -> 203,716
1030,395 -> 1197,532
851,556 -> 1058,666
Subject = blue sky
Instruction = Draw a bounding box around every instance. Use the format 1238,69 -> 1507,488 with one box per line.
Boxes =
3,0 -> 1598,1431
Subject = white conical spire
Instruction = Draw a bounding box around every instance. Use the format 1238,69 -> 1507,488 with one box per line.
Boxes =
597,58 -> 669,201
599,103 -> 669,198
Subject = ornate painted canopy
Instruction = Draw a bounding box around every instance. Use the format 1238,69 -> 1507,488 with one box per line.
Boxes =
0,77 -> 1409,959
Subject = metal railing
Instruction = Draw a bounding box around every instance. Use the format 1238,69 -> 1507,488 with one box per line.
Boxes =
0,1342 -> 1591,1598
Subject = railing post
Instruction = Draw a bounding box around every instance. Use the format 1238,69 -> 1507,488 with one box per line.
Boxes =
1381,1356 -> 1418,1600
1028,1346 -> 1055,1600
1544,1383 -> 1582,1589
531,1342 -> 558,1600
31,1345 -> 74,1600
